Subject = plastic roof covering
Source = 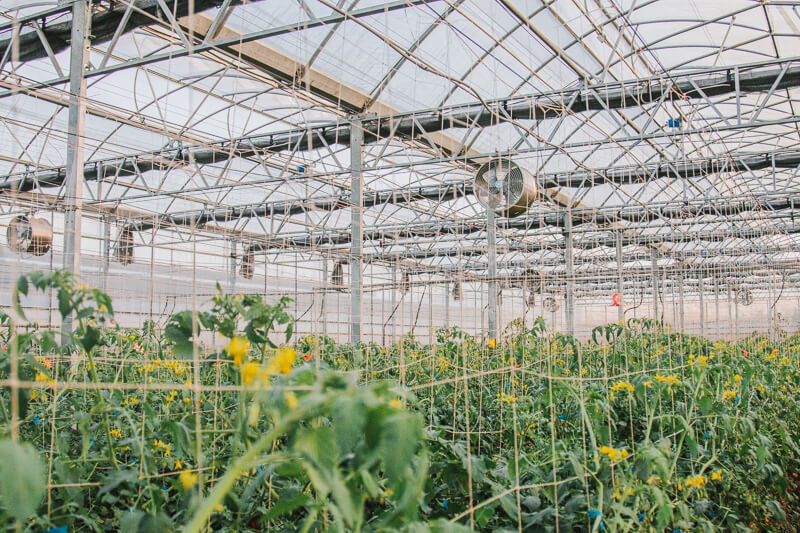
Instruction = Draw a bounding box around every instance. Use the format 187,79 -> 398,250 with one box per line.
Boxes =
2,0 -> 800,271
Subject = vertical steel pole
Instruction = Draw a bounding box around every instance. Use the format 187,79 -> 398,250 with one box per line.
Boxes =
428,280 -> 433,344
727,280 -> 734,339
714,272 -> 720,339
322,259 -> 328,338
615,230 -> 623,323
565,212 -> 575,336
391,264 -> 397,343
767,272 -> 773,338
102,217 -> 110,294
651,248 -> 659,322
678,265 -> 685,333
350,117 -> 363,345
61,0 -> 90,340
487,207 -> 498,341
445,282 -> 450,328
699,270 -> 705,338
229,240 -> 237,294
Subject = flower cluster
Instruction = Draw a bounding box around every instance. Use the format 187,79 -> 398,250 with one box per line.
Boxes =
599,445 -> 629,462
655,374 -> 679,385
496,392 -> 518,404
154,439 -> 171,456
610,380 -> 635,393
685,474 -> 707,489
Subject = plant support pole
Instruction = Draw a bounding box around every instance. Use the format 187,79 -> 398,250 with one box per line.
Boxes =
61,0 -> 90,340
350,117 -> 363,345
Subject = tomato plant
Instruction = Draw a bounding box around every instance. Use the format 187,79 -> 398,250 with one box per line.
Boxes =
2,272 -> 800,532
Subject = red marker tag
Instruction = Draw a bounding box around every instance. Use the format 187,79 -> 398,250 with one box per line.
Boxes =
611,293 -> 622,306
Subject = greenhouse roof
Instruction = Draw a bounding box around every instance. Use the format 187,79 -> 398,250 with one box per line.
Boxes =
2,0 -> 800,276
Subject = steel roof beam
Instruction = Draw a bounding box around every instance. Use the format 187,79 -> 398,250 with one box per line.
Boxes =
0,0 -> 260,63
3,56 -> 800,194
246,220 -> 800,253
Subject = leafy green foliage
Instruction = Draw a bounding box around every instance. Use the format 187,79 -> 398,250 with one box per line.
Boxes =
4,273 -> 800,532
0,439 -> 46,523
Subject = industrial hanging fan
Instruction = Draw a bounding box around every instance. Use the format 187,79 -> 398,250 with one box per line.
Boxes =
6,215 -> 52,256
240,247 -> 255,279
331,261 -> 345,289
114,227 -> 135,265
473,158 -> 538,218
452,280 -> 462,301
736,288 -> 753,306
543,295 -> 560,313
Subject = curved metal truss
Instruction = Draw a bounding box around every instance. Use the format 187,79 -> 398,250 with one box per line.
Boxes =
3,0 -> 800,340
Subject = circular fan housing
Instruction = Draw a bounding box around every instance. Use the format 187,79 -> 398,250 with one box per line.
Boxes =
115,227 -> 135,265
736,288 -> 753,306
474,158 -> 538,218
543,295 -> 560,313
331,261 -> 345,289
240,247 -> 255,279
6,215 -> 52,256
452,281 -> 462,301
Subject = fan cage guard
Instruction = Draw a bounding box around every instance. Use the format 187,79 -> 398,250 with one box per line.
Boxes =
239,248 -> 255,279
115,227 -> 135,265
6,215 -> 52,256
474,158 -> 539,218
543,295 -> 560,313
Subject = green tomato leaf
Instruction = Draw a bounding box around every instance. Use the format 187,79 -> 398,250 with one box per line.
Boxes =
0,440 -> 45,523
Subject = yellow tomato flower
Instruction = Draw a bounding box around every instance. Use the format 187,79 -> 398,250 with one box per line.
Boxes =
285,392 -> 299,409
241,362 -> 259,385
711,470 -> 722,481
390,399 -> 403,409
179,470 -> 198,490
273,347 -> 296,374
685,474 -> 707,489
227,336 -> 250,366
488,338 -> 496,348
599,445 -> 629,462
610,380 -> 635,393
722,389 -> 737,401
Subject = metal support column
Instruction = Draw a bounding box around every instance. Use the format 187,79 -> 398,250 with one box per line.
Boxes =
445,282 -> 451,328
727,280 -> 734,339
230,240 -> 237,293
615,230 -> 624,322
651,248 -> 659,322
678,265 -> 686,333
350,117 -> 363,345
61,0 -> 90,340
714,271 -> 720,338
391,264 -> 397,343
101,216 -> 110,294
699,271 -> 705,337
565,212 -> 575,336
487,207 -> 498,341
322,259 -> 328,338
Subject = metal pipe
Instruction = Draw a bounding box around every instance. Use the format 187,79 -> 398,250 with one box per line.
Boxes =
350,117 -> 363,345
61,0 -> 90,341
487,206 -> 497,341
565,212 -> 575,336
